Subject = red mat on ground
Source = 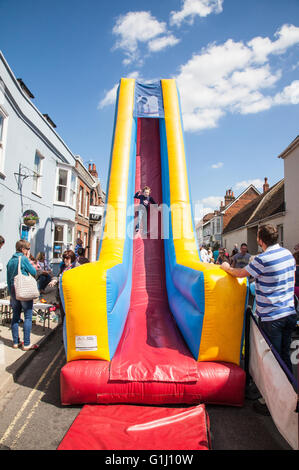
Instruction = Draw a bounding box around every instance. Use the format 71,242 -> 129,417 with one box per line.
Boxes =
58,404 -> 211,450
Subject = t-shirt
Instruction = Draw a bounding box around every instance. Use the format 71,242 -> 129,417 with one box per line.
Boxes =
200,248 -> 209,263
134,192 -> 156,210
233,252 -> 251,268
213,250 -> 219,262
246,244 -> 296,322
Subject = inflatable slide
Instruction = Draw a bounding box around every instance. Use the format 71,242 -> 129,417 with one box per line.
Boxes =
60,78 -> 248,406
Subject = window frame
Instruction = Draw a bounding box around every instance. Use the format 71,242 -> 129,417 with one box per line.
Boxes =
0,106 -> 9,177
52,221 -> 75,261
54,165 -> 77,209
32,151 -> 44,196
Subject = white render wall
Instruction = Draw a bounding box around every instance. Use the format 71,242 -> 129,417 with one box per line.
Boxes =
0,52 -> 77,283
283,144 -> 299,253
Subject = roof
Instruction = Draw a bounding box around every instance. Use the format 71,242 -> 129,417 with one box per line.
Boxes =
277,135 -> 299,159
221,184 -> 260,214
223,179 -> 285,234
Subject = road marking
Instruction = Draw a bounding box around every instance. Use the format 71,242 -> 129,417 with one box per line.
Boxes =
10,357 -> 65,449
0,346 -> 64,446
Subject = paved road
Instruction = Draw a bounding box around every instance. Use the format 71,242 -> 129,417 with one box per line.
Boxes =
0,326 -> 292,451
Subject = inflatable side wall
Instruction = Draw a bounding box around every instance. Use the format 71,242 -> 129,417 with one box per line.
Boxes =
61,78 -> 136,362
160,79 -> 248,364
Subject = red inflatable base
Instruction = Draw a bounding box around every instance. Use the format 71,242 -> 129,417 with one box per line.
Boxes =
60,359 -> 245,406
58,403 -> 211,450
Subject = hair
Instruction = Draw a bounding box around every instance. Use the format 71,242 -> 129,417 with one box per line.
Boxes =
36,252 -> 45,261
0,236 -> 5,245
62,250 -> 76,263
257,224 -> 279,247
76,238 -> 83,244
240,243 -> 248,247
143,186 -> 151,193
77,247 -> 86,256
294,252 -> 299,265
16,239 -> 30,252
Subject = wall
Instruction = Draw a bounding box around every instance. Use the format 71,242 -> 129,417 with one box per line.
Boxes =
0,52 -> 77,283
283,144 -> 299,253
222,227 -> 247,254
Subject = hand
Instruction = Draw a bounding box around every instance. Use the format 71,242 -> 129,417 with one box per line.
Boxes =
220,262 -> 230,272
48,279 -> 58,288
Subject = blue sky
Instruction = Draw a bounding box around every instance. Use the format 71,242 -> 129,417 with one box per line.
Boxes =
1,0 -> 299,217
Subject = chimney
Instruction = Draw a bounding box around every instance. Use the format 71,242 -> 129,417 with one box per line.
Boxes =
224,189 -> 235,207
263,177 -> 269,193
89,163 -> 98,178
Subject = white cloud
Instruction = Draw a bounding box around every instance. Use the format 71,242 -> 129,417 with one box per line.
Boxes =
234,179 -> 264,191
98,71 -> 140,109
211,162 -> 223,169
170,0 -> 223,26
175,24 -> 299,132
148,34 -> 180,52
200,195 -> 223,209
112,11 -> 179,65
274,80 -> 299,105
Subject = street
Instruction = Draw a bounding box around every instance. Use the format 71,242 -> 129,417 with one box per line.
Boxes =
0,325 -> 292,451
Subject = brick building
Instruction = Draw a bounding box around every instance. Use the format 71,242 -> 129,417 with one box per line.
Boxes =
222,179 -> 285,254
196,184 -> 261,247
74,158 -> 104,261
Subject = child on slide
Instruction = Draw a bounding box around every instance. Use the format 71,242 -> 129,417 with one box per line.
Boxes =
134,186 -> 156,234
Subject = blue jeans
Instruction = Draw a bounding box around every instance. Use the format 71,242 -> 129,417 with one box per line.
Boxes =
135,205 -> 147,234
259,314 -> 297,373
10,286 -> 33,347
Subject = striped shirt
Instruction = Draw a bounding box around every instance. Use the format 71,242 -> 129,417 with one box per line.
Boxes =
246,244 -> 296,321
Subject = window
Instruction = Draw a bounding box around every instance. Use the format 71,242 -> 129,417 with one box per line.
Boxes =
32,152 -> 43,194
53,224 -> 64,259
277,224 -> 284,246
85,191 -> 90,218
78,186 -> 84,214
52,223 -> 74,259
216,218 -> 221,234
0,107 -> 8,174
67,226 -> 73,246
55,166 -> 77,207
69,172 -> 77,208
56,168 -> 68,203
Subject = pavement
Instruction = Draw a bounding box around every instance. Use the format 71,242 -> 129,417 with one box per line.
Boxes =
0,291 -> 61,397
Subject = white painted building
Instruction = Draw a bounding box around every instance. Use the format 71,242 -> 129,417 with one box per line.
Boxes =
0,51 -> 80,281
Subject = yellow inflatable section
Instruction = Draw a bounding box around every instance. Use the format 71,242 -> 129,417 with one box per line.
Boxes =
161,79 -> 248,365
60,78 -> 135,362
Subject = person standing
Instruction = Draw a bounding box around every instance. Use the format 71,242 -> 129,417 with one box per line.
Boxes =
294,251 -> 299,299
200,245 -> 210,263
134,186 -> 156,234
7,240 -> 38,350
231,243 -> 251,268
221,224 -> 296,373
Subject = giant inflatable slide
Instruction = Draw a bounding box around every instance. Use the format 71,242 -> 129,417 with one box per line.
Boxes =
59,78 -> 248,407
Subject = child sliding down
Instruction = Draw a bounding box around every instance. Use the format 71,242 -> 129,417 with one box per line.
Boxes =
134,186 -> 156,234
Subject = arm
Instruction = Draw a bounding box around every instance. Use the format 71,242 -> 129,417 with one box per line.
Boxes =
134,191 -> 141,199
23,257 -> 37,277
220,262 -> 249,278
150,196 -> 157,205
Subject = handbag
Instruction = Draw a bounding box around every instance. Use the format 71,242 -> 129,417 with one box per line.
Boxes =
14,256 -> 40,301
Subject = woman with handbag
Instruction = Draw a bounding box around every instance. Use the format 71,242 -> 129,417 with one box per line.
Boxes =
6,240 -> 39,351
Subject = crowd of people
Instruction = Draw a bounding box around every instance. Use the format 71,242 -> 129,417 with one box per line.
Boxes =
199,241 -> 252,268
4,237 -> 89,351
2,224 -> 299,418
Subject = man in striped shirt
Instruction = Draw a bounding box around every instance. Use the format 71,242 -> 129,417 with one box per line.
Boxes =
220,224 -> 296,373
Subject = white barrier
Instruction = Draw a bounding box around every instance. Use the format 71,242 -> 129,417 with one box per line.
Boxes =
249,317 -> 298,450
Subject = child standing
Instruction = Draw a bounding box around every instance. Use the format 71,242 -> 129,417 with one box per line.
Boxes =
134,186 -> 156,234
